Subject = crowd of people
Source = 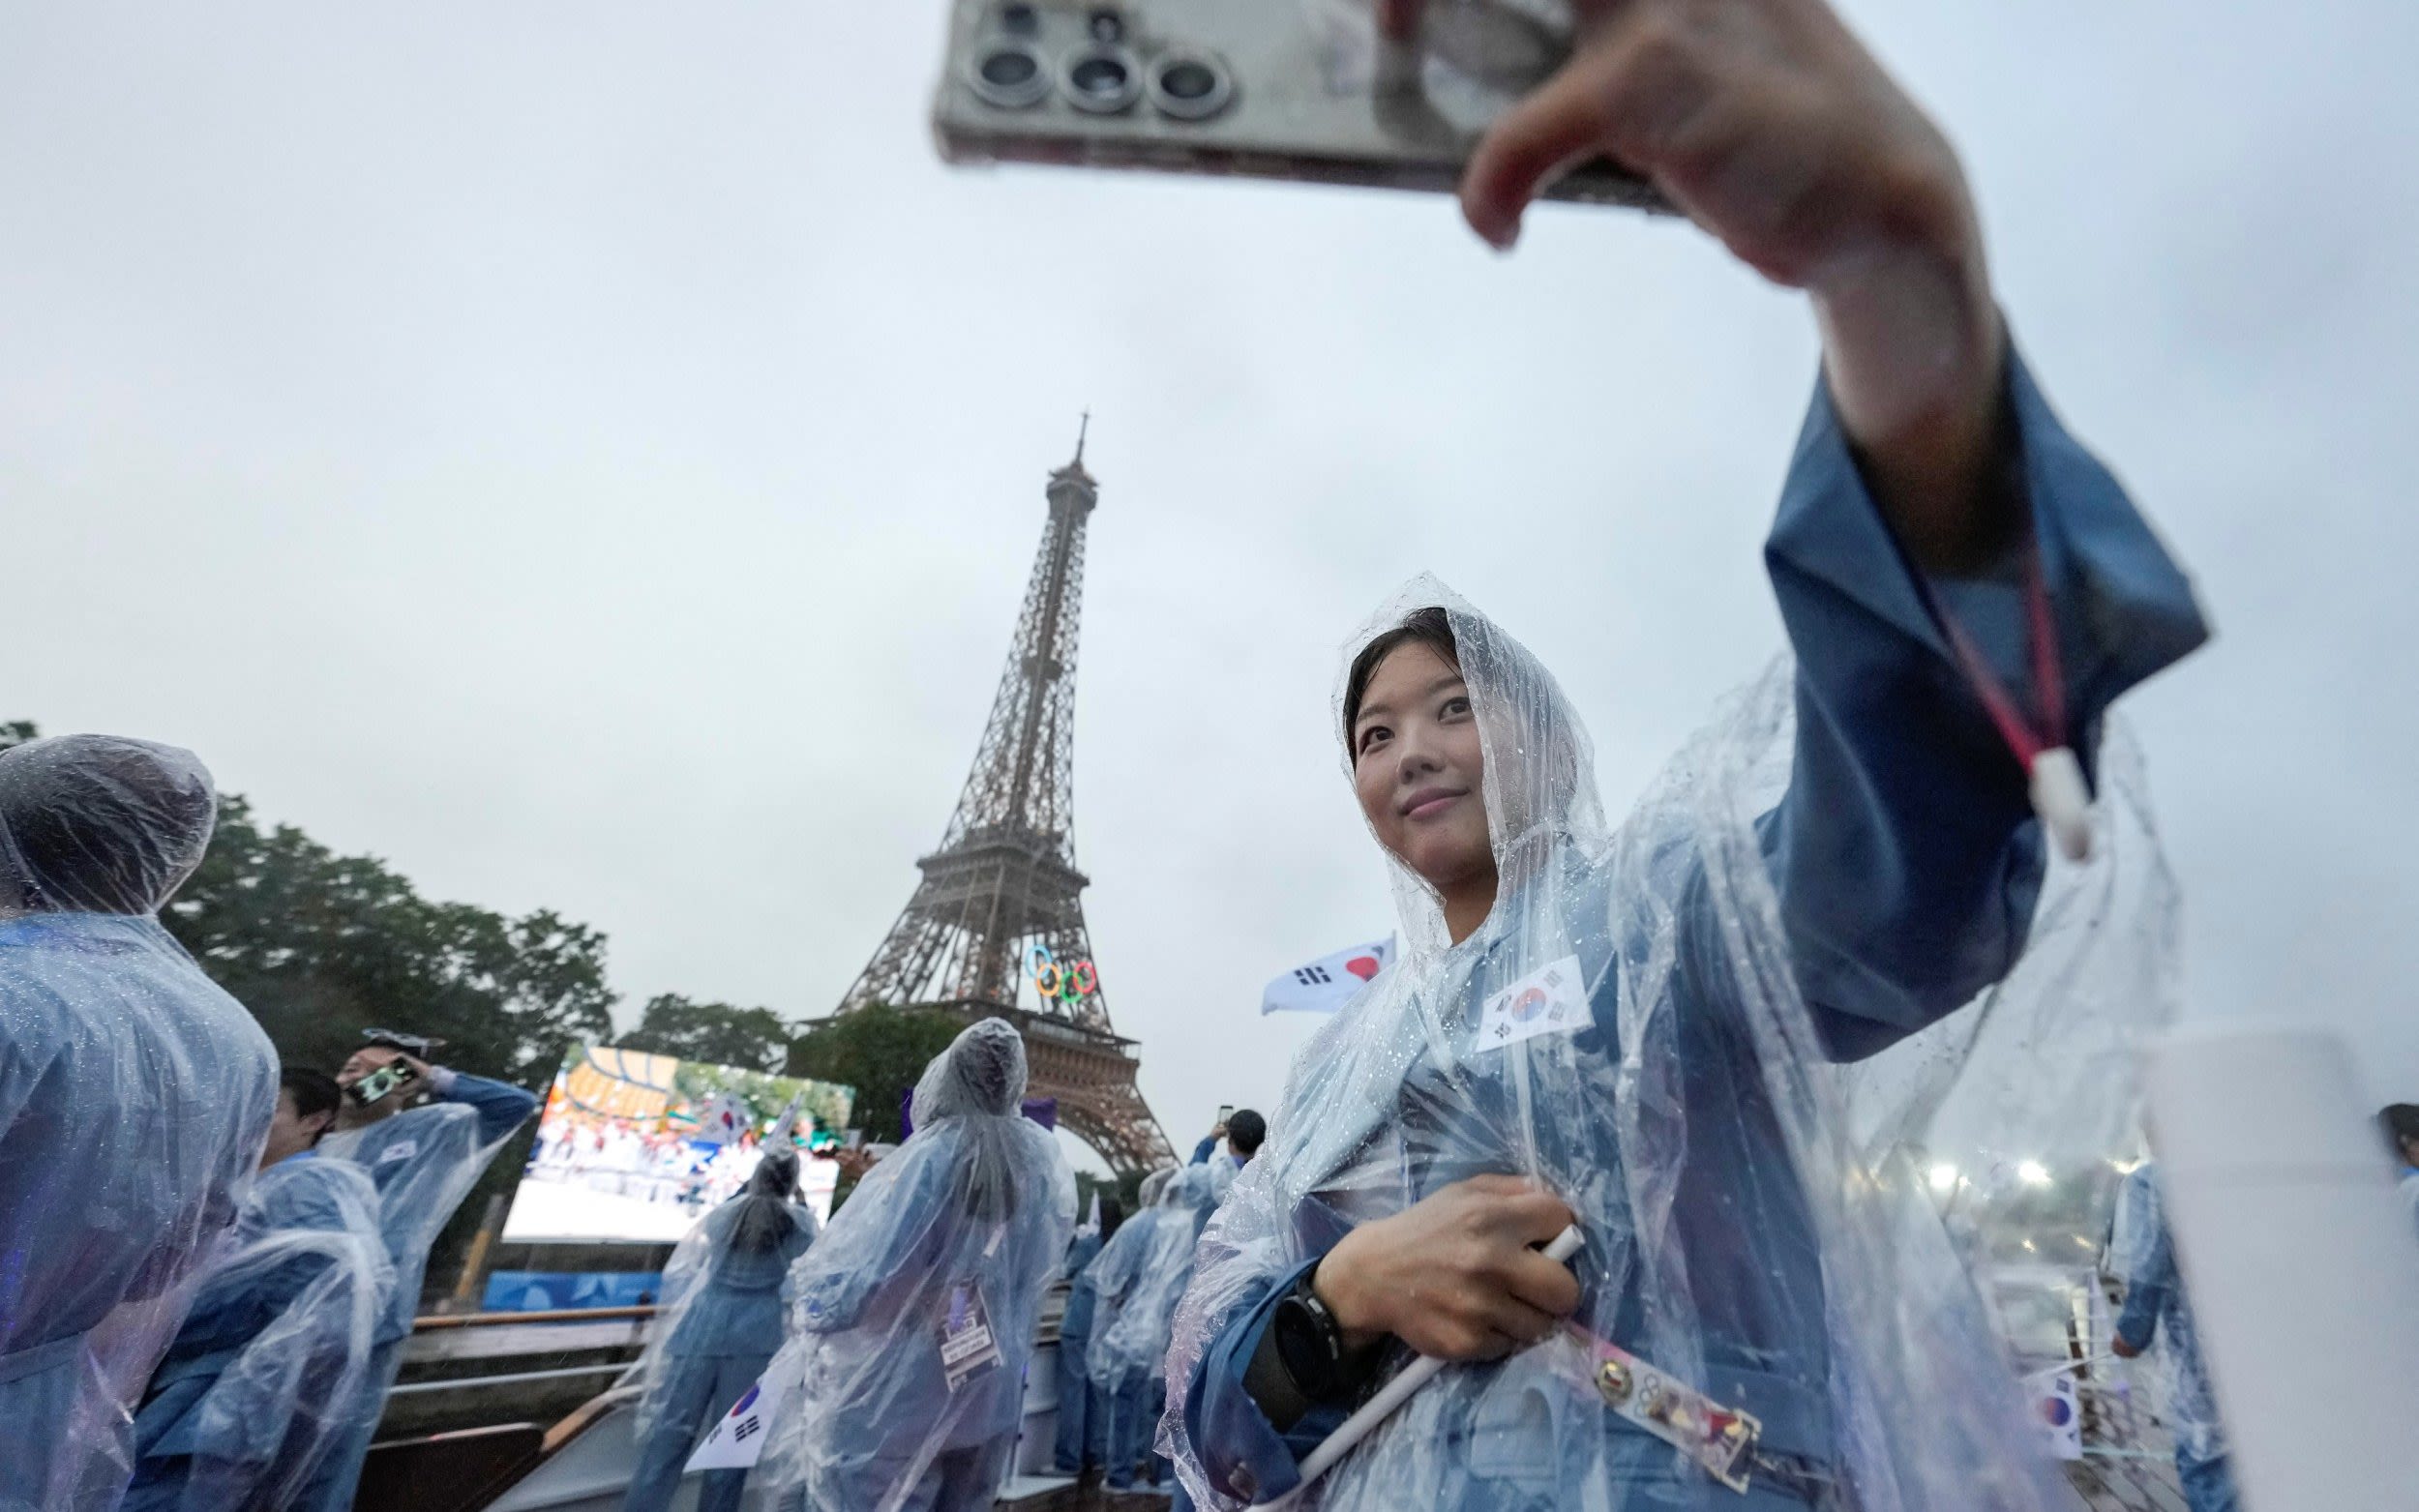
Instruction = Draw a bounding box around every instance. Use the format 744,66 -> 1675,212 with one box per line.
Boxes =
529,1111 -> 787,1215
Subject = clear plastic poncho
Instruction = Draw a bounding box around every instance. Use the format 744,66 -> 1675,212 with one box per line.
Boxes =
123,1154 -> 395,1511
0,735 -> 280,1511
631,1146 -> 821,1443
1090,1163 -> 1233,1394
2107,1165 -> 2224,1467
757,1019 -> 1077,1512
1166,580 -> 2179,1512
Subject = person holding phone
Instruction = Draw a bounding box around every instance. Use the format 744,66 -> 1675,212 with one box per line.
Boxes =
1194,1109 -> 1269,1171
122,1067 -> 395,1512
0,734 -> 279,1512
294,1030 -> 541,1512
1160,2 -> 2210,1509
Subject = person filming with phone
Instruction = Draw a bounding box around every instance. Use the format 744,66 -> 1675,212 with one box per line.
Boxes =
294,1028 -> 541,1511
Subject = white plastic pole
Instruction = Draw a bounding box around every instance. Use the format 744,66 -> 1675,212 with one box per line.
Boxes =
1246,1225 -> 1583,1512
2143,1023 -> 2419,1510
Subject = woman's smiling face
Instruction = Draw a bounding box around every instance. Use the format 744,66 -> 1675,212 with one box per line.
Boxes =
1350,640 -> 1496,899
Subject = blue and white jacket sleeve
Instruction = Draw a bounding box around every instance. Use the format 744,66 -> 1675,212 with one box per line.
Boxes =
427,1066 -> 542,1144
1184,343 -> 2209,1503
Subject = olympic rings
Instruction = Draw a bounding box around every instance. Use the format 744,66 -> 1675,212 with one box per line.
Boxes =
1025,944 -> 1100,1003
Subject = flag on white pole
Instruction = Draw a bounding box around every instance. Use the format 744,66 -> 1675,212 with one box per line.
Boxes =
1260,938 -> 1392,1016
2025,1365 -> 2084,1461
686,1361 -> 793,1471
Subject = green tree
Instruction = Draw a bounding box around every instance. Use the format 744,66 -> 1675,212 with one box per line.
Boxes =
785,1005 -> 966,1145
619,993 -> 792,1072
164,796 -> 616,1086
0,719 -> 35,753
163,795 -> 620,1304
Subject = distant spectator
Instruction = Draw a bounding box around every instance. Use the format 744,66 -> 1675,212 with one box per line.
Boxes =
2109,1163 -> 2239,1512
1190,1109 -> 1266,1170
2377,1105 -> 2419,1236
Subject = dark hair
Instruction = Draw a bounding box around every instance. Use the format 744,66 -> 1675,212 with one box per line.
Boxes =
281,1067 -> 343,1140
1226,1109 -> 1268,1156
2380,1105 -> 2419,1162
1096,1194 -> 1125,1245
729,1146 -> 804,1255
1342,608 -> 1459,751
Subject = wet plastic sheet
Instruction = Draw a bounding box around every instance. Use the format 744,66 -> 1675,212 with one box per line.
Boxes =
0,736 -> 280,1511
122,1155 -> 394,1511
1166,579 -> 2182,1512
756,1020 -> 1076,1512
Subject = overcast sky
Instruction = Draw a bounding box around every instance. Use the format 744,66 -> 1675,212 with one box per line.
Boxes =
6,2 -> 2414,1173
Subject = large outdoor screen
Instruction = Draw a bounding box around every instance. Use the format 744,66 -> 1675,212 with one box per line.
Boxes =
500,1044 -> 856,1244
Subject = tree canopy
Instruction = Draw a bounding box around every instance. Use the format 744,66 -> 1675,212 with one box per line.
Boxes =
164,793 -> 617,1087
618,993 -> 791,1073
785,1004 -> 967,1145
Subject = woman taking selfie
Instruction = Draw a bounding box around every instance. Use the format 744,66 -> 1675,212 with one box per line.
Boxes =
1165,0 -> 2209,1508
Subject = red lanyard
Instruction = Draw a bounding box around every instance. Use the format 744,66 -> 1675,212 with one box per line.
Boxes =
1917,545 -> 2093,862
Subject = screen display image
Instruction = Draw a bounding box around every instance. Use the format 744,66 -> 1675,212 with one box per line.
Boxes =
502,1044 -> 855,1242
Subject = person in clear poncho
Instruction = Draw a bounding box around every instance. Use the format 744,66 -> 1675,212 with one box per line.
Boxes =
623,1145 -> 821,1512
295,1030 -> 542,1511
0,735 -> 280,1512
1075,1168 -> 1176,1479
1050,1192 -> 1124,1473
1162,7 -> 2211,1507
757,1019 -> 1076,1512
122,1067 -> 395,1512
2107,1165 -> 2236,1512
1090,1162 -> 1232,1497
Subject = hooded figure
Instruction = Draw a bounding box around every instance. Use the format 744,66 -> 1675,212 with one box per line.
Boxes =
623,1145 -> 821,1512
0,735 -> 279,1511
120,1151 -> 394,1511
1050,1193 -> 1124,1474
757,1019 -> 1075,1512
2109,1165 -> 2236,1512
1088,1163 -> 1232,1494
1077,1168 -> 1178,1480
1168,349 -> 2208,1512
296,1035 -> 541,1511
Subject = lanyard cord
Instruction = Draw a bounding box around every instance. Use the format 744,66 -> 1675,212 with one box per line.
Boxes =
1914,539 -> 2093,862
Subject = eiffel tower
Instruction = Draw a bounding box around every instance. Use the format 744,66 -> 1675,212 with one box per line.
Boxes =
832,423 -> 1174,1176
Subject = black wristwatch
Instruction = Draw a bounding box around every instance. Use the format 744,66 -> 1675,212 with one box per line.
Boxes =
1270,1266 -> 1357,1403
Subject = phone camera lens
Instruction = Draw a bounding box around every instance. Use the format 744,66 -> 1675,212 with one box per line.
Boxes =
1087,9 -> 1125,43
997,1 -> 1038,36
1060,46 -> 1142,114
970,42 -> 1053,109
1148,50 -> 1234,121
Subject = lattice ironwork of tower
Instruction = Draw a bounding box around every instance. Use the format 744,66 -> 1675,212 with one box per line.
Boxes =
833,426 -> 1174,1176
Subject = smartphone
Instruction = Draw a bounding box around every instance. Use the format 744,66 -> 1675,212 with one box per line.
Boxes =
347,1058 -> 420,1108
933,0 -> 1669,211
1216,1104 -> 1235,1125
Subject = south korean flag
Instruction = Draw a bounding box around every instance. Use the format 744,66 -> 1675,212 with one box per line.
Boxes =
1260,937 -> 1393,1016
